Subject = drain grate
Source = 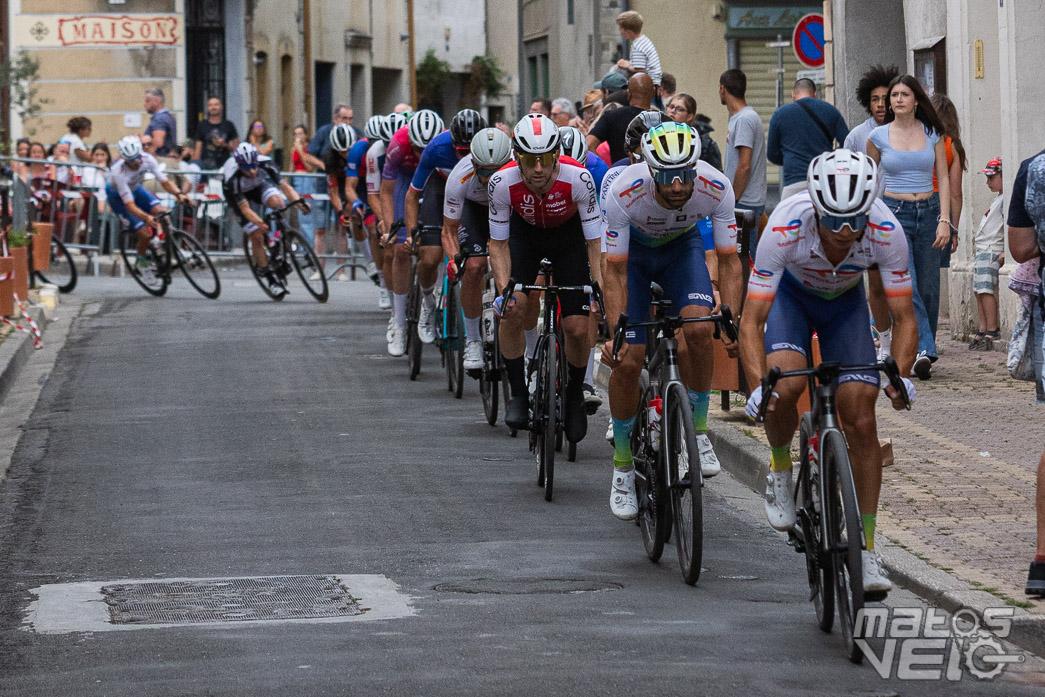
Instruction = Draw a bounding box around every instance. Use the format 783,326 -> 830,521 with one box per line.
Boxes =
101,575 -> 364,625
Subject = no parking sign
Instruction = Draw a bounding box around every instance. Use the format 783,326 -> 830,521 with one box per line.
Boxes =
792,14 -> 825,69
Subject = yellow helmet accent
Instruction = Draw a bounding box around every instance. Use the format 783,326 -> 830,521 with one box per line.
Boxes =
641,122 -> 701,170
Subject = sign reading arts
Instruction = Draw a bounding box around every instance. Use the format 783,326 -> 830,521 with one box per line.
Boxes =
15,14 -> 183,48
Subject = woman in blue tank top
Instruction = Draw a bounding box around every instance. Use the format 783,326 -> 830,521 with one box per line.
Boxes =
866,75 -> 951,379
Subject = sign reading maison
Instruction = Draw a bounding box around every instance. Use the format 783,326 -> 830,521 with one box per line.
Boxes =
57,15 -> 180,46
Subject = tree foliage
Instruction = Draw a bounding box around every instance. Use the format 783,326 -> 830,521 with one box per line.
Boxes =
416,49 -> 452,109
0,46 -> 50,137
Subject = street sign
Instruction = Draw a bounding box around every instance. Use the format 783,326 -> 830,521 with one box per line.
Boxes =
796,68 -> 826,84
792,13 -> 825,69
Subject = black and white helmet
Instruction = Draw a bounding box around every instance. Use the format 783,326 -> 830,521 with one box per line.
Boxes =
624,110 -> 665,155
407,109 -> 444,148
469,128 -> 513,169
449,109 -> 487,148
806,149 -> 878,217
329,123 -> 356,153
558,126 -> 588,162
379,113 -> 406,142
512,114 -> 560,155
364,115 -> 384,141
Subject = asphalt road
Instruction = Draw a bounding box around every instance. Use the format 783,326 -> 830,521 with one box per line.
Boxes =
0,270 -> 1042,696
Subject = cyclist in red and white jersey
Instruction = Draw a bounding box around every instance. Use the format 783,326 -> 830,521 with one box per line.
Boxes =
367,113 -> 408,317
488,114 -> 603,443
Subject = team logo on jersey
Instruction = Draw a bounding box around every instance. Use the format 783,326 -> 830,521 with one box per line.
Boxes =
605,230 -> 619,239
751,269 -> 774,282
867,220 -> 895,236
773,219 -> 803,237
460,170 -> 475,184
619,179 -> 644,199
890,269 -> 911,282
698,176 -> 726,192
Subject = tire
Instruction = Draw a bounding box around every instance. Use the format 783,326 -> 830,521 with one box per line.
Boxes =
171,231 -> 221,299
633,372 -> 666,562
567,440 -> 577,462
242,231 -> 283,301
535,336 -> 557,502
445,283 -> 465,399
481,325 -> 500,426
501,328 -> 516,437
822,430 -> 865,664
406,277 -> 422,380
34,236 -> 77,293
666,383 -> 703,585
119,228 -> 168,296
797,413 -> 834,633
287,230 -> 329,302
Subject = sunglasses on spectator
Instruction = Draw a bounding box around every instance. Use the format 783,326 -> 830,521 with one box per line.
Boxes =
819,213 -> 868,232
516,151 -> 558,168
651,168 -> 697,186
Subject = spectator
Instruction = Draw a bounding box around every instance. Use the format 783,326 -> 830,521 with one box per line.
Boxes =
550,98 -> 574,127
1005,145 -> 1045,598
194,97 -> 239,171
587,73 -> 654,164
308,104 -> 354,159
25,142 -> 48,181
595,72 -> 629,107
866,74 -> 952,380
144,88 -> 176,157
720,69 -> 767,257
48,141 -> 73,185
578,90 -> 603,131
768,78 -> 849,198
176,140 -> 202,193
60,117 -> 93,163
79,143 -> 111,210
1009,258 -> 1044,403
931,93 -> 968,260
967,158 -> 1005,350
615,11 -> 662,91
12,138 -> 30,180
666,93 -> 722,170
844,65 -> 899,161
247,119 -> 275,157
291,124 -> 324,247
529,99 -> 552,116
658,72 -> 676,105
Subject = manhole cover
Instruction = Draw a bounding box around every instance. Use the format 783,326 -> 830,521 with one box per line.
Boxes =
102,575 -> 364,625
433,578 -> 623,595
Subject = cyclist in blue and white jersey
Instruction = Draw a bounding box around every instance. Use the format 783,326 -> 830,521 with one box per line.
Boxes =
106,135 -> 192,269
343,116 -> 380,284
600,123 -> 743,520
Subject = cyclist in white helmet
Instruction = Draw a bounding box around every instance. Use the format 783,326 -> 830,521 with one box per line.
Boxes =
738,148 -> 918,595
367,113 -> 408,317
315,123 -> 357,281
105,135 -> 192,271
343,117 -> 381,287
601,122 -> 743,520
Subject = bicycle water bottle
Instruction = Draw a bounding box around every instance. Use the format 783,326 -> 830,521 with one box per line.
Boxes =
648,395 -> 663,452
482,288 -> 496,342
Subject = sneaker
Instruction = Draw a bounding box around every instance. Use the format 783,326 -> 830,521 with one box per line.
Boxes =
912,351 -> 932,380
366,261 -> 379,284
583,383 -> 603,413
418,301 -> 437,344
386,315 -> 395,344
309,271 -> 322,282
1027,561 -> 1045,597
696,434 -> 720,478
463,340 -> 483,370
862,550 -> 893,595
336,270 -> 349,282
564,390 -> 588,443
605,416 -> 614,444
505,394 -> 529,431
378,288 -> 392,311
610,467 -> 638,520
387,327 -> 406,357
764,470 -> 796,531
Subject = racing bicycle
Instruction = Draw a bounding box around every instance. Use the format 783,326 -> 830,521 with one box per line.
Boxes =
119,210 -> 221,299
243,200 -> 329,303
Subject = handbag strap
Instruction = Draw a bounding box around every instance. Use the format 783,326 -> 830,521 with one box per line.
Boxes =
795,99 -> 836,148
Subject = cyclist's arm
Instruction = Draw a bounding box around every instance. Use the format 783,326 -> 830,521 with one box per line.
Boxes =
124,197 -> 155,226
875,210 -> 917,377
405,187 -> 421,232
488,171 -> 512,290
379,178 -> 397,239
885,293 -> 917,378
344,177 -> 360,209
237,199 -> 266,229
442,216 -> 461,258
159,178 -> 190,205
708,178 -> 742,314
278,180 -> 299,203
738,296 -> 773,389
327,173 -> 343,214
490,238 -> 511,293
602,257 -> 627,336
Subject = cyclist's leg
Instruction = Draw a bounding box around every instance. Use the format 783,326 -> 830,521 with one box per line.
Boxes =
499,219 -> 540,401
458,201 -> 489,349
313,197 -> 330,269
416,177 -> 447,324
391,226 -> 412,330
134,187 -> 162,254
609,245 -> 652,464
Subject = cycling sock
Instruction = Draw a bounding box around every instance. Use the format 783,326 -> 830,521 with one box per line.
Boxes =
464,315 -> 481,342
377,271 -> 387,289
393,293 -> 408,329
770,445 -> 792,472
504,356 -> 526,398
612,415 -> 637,468
421,284 -> 436,310
688,389 -> 710,433
584,348 -> 597,385
862,514 -> 877,551
567,363 -> 587,399
524,326 -> 539,361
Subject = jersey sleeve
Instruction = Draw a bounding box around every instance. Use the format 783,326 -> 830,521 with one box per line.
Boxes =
382,139 -> 403,181
868,202 -> 913,298
365,147 -> 383,195
409,146 -> 437,191
146,156 -> 168,183
443,169 -> 467,220
747,211 -> 794,303
586,154 -> 608,196
574,168 -> 602,240
487,171 -> 511,241
345,141 -> 367,179
602,188 -> 631,262
708,176 -> 738,253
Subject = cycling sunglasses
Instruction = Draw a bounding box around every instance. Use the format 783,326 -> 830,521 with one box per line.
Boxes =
819,213 -> 868,232
516,151 -> 558,168
475,166 -> 501,178
651,168 -> 697,186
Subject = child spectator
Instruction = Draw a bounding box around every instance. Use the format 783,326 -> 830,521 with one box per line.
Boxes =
615,11 -> 662,98
969,157 -> 1004,350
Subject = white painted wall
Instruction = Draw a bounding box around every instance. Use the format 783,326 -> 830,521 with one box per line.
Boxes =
415,0 -> 487,72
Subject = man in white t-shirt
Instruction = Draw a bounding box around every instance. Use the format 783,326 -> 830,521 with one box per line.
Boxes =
720,69 -> 766,261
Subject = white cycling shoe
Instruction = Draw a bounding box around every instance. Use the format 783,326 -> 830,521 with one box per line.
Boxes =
418,302 -> 437,344
862,550 -> 893,595
696,434 -> 720,478
764,469 -> 796,531
386,315 -> 395,343
378,288 -> 392,311
387,327 -> 406,357
610,467 -> 638,520
463,340 -> 483,370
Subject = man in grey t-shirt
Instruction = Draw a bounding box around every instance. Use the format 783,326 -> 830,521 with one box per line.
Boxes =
720,69 -> 766,260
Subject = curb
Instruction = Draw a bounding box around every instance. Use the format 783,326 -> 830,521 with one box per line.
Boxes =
0,304 -> 51,406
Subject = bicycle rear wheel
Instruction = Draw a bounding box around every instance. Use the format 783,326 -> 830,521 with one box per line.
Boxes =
407,277 -> 423,380
633,373 -> 666,562
171,231 -> 221,299
287,230 -> 329,302
666,383 -> 703,585
34,235 -> 77,293
119,228 -> 168,296
445,283 -> 465,398
535,336 -> 557,502
822,430 -> 865,663
242,231 -> 283,301
797,413 -> 834,632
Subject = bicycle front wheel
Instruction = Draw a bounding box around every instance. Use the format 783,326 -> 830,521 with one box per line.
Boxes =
287,231 -> 329,302
797,413 -> 834,632
406,277 -> 423,380
171,231 -> 220,299
445,282 -> 465,398
34,235 -> 77,293
480,338 -> 499,425
119,229 -> 168,296
633,372 -> 666,562
243,231 -> 283,301
535,336 -> 557,502
666,383 -> 703,585
822,429 -> 864,663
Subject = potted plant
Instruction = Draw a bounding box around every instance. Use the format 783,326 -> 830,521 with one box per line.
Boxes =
7,229 -> 30,304
30,222 -> 53,272
0,253 -> 12,317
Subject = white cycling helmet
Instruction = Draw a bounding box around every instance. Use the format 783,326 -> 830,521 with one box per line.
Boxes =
117,135 -> 143,160
470,128 -> 513,170
559,126 -> 588,162
364,115 -> 383,141
407,109 -> 444,148
806,148 -> 878,217
512,114 -> 561,155
640,122 -> 701,171
329,123 -> 356,153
